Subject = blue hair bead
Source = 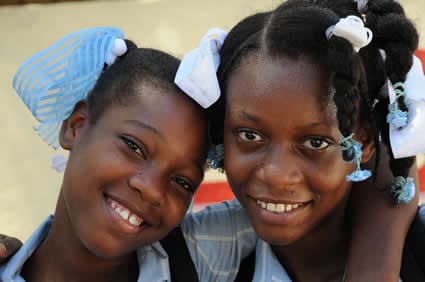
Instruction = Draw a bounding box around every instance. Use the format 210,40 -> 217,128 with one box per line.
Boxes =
207,144 -> 224,170
13,27 -> 125,149
341,135 -> 372,182
346,169 -> 372,182
387,82 -> 409,129
387,104 -> 408,128
391,176 -> 416,204
340,134 -> 356,162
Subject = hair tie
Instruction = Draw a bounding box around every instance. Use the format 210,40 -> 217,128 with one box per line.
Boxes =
390,176 -> 415,204
207,144 -> 224,172
387,82 -> 409,128
340,135 -> 371,182
13,27 -> 126,149
326,15 -> 372,52
175,28 -> 227,109
353,0 -> 368,14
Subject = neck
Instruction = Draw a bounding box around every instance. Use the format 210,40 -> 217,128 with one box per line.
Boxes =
22,190 -> 139,282
272,195 -> 350,282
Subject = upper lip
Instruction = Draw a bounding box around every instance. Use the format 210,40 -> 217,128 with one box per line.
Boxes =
105,193 -> 160,226
249,195 -> 311,205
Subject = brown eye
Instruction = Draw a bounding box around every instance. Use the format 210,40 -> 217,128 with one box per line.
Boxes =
121,136 -> 146,159
173,177 -> 195,193
236,129 -> 263,142
302,138 -> 330,150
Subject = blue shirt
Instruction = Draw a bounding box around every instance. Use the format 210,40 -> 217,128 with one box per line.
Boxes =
181,200 -> 292,281
0,216 -> 171,282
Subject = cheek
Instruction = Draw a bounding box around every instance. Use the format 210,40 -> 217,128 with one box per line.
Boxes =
223,136 -> 259,194
165,190 -> 192,223
305,151 -> 355,193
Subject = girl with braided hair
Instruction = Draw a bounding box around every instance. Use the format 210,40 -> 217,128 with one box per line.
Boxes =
175,0 -> 423,280
1,1 -> 424,281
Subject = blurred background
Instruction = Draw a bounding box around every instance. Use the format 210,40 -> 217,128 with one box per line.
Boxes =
1,0 -> 424,240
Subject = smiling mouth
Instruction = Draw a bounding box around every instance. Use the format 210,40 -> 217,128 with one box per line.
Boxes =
106,197 -> 144,227
255,199 -> 309,213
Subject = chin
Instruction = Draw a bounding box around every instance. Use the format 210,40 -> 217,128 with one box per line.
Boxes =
254,224 -> 306,247
79,233 -> 136,259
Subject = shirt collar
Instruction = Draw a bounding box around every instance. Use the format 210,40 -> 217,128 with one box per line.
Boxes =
252,239 -> 292,282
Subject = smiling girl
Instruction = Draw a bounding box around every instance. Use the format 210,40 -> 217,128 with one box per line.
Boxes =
200,0 -> 422,280
0,28 -> 209,282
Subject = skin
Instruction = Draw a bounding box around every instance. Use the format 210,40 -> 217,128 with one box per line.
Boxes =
21,82 -> 208,282
224,53 -> 377,281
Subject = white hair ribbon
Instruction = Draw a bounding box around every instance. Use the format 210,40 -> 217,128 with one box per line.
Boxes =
175,28 -> 227,109
51,154 -> 69,173
389,55 -> 425,158
326,15 -> 372,52
354,0 -> 368,14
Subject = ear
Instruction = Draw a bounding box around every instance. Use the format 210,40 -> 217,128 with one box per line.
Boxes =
59,102 -> 89,150
356,122 -> 375,163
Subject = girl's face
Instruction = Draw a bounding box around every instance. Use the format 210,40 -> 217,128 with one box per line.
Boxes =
223,54 -> 358,246
59,83 -> 208,258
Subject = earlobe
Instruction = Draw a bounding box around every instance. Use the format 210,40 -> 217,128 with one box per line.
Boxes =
59,102 -> 89,150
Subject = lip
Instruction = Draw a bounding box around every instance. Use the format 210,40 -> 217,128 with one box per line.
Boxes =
103,193 -> 159,234
247,196 -> 312,225
250,196 -> 311,205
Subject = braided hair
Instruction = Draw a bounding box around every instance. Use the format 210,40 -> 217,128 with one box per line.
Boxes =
210,0 -> 419,199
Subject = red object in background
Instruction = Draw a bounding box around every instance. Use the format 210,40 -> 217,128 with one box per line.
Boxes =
415,49 -> 425,192
194,49 -> 425,207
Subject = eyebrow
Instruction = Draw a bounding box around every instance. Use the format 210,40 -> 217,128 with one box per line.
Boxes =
123,120 -> 164,139
293,120 -> 336,131
237,111 -> 261,123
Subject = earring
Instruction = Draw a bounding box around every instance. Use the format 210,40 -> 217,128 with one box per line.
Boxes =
340,134 -> 371,182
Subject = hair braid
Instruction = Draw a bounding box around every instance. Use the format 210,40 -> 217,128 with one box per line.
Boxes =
365,0 -> 418,179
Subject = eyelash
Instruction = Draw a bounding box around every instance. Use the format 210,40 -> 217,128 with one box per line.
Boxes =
301,137 -> 332,151
173,177 -> 196,193
235,128 -> 264,143
120,136 -> 147,159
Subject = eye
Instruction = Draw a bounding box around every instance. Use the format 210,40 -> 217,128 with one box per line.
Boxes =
236,129 -> 264,143
173,177 -> 196,193
302,137 -> 331,150
121,136 -> 146,159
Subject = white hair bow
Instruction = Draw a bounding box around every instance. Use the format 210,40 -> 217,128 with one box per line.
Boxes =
51,154 -> 69,173
326,15 -> 372,52
175,28 -> 227,108
388,55 -> 425,159
354,0 -> 368,14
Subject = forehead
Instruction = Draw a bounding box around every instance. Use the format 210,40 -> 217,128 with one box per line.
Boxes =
226,54 -> 337,124
100,83 -> 207,143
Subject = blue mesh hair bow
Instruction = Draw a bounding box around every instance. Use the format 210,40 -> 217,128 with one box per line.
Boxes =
13,27 -> 125,149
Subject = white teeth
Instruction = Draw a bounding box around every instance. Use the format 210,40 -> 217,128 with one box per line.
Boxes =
256,200 -> 303,213
266,203 -> 276,212
276,204 -> 285,212
108,198 -> 144,227
118,209 -> 129,220
129,214 -> 143,226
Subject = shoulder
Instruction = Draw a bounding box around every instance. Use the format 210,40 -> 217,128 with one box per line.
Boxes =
0,216 -> 52,282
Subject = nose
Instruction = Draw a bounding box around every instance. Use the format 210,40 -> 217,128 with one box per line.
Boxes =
128,164 -> 166,207
257,145 -> 303,189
